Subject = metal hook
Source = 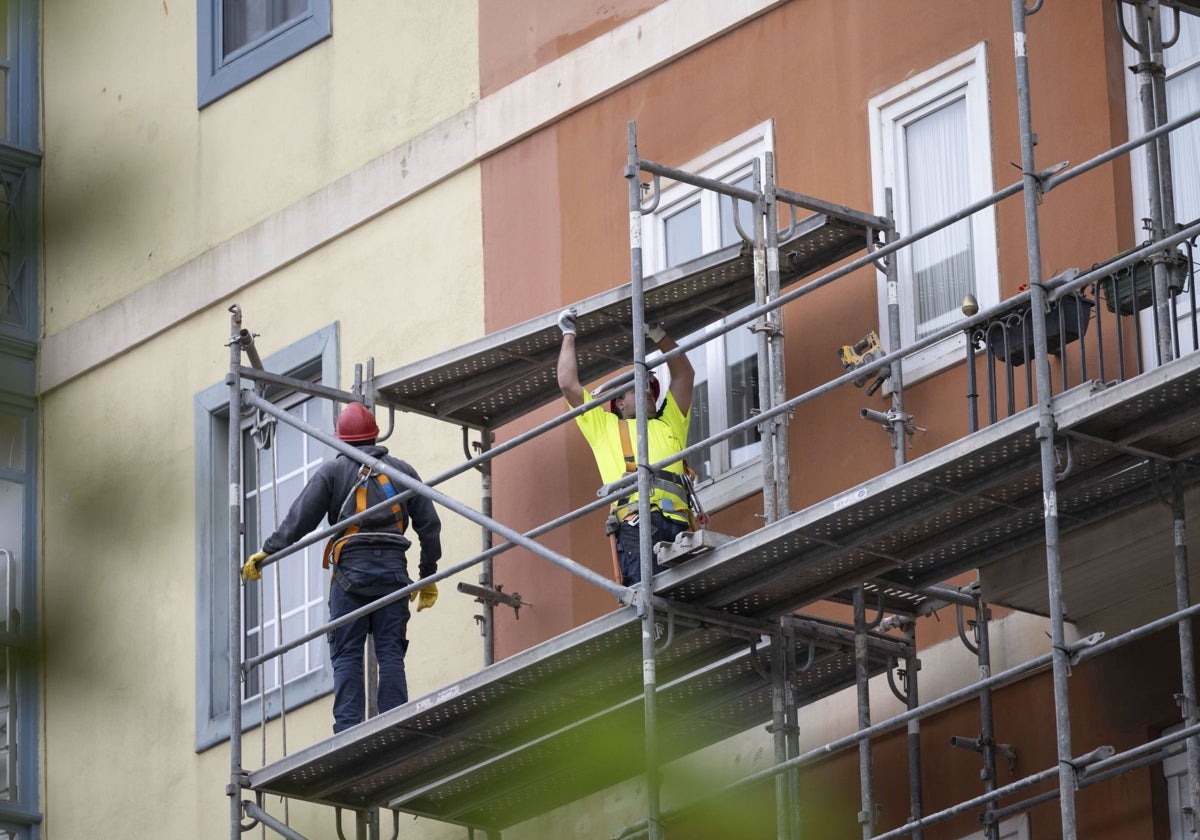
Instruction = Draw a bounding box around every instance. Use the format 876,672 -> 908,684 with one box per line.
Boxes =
956,603 -> 980,656
1054,435 -> 1075,481
886,657 -> 910,704
778,203 -> 797,245
653,605 -> 676,655
639,174 -> 662,215
797,639 -> 816,673
251,412 -> 276,451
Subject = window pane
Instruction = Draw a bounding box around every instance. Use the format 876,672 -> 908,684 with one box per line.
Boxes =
1167,64 -> 1200,225
0,480 -> 19,578
0,168 -> 29,333
905,98 -> 975,338
240,395 -> 325,705
719,174 -> 756,248
1165,15 -> 1200,68
0,412 -> 21,471
0,647 -> 14,802
223,0 -> 310,57
274,408 -> 303,475
724,310 -> 760,468
664,201 -> 702,268
685,341 -> 713,483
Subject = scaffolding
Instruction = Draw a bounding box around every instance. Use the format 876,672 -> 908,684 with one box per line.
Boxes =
224,2 -> 1200,838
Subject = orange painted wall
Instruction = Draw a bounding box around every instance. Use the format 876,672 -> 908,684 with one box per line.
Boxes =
479,0 -> 666,95
662,624 -> 1187,838
481,0 -> 1133,657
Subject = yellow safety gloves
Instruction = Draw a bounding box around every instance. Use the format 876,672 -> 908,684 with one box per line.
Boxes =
410,582 -> 438,612
242,551 -> 267,582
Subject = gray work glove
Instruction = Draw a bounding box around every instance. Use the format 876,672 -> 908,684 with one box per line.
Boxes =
557,307 -> 579,337
645,323 -> 666,344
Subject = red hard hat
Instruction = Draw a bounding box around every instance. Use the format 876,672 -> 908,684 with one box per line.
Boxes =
336,403 -> 379,442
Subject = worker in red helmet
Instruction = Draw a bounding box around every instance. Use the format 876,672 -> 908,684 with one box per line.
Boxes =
241,401 -> 442,733
556,307 -> 695,586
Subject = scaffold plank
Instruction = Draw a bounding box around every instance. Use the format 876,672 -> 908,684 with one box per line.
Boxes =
250,350 -> 1200,830
373,213 -> 872,429
249,610 -> 893,828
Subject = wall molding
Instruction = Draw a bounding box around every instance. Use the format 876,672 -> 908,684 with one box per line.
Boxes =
39,0 -> 788,393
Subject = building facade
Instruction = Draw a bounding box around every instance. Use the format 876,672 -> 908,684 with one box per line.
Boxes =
20,1 -> 1200,839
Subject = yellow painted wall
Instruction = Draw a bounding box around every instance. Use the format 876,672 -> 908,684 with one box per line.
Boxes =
40,0 -> 479,333
38,2 -> 483,837
39,171 -> 484,838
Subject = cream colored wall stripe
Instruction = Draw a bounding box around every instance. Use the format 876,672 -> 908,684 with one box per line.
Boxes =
38,0 -> 786,393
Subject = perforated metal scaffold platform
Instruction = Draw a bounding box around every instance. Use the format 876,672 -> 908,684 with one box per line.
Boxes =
373,212 -> 875,429
250,351 -> 1200,828
250,607 -> 898,828
656,350 -> 1200,617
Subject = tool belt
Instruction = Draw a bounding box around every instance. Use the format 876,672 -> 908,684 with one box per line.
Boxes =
608,468 -> 699,532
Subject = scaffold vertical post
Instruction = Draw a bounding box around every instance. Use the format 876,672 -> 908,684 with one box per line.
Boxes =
764,152 -> 791,519
854,586 -> 876,838
904,621 -> 923,839
752,157 -> 778,524
771,629 -> 791,839
1132,1 -> 1178,364
1009,1 -> 1078,836
784,620 -> 802,840
883,190 -> 906,467
627,120 -> 665,840
1172,465 -> 1200,836
479,429 -> 496,666
227,306 -> 246,840
975,595 -> 1000,840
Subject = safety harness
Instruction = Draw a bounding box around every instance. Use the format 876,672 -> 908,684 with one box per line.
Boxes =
322,463 -> 409,569
605,418 -> 708,583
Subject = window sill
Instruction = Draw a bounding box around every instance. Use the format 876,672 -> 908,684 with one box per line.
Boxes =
882,331 -> 968,393
695,457 -> 762,514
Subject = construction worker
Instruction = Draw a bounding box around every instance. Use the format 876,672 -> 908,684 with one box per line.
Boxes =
556,307 -> 695,586
242,402 -> 441,733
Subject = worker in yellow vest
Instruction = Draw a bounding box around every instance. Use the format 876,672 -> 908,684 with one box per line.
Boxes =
241,402 -> 441,733
556,307 -> 695,586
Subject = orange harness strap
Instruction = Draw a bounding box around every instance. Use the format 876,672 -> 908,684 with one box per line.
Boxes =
322,466 -> 408,568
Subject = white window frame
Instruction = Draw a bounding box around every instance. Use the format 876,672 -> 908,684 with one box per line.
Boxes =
1122,11 -> 1200,360
868,42 -> 999,384
1163,723 -> 1200,839
640,121 -> 774,511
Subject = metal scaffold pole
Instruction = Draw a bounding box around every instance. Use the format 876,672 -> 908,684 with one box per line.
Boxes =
1130,0 -> 1179,363
854,586 -> 876,838
764,152 -> 791,519
771,629 -> 792,840
903,621 -> 922,839
955,590 -> 1003,840
749,157 -> 778,524
1171,465 -> 1200,837
465,427 -> 498,667
882,190 -> 907,468
227,306 -> 248,840
1009,1 -> 1078,836
627,120 -> 665,840
784,620 -> 802,840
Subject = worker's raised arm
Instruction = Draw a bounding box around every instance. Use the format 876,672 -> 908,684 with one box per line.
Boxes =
650,325 -> 694,415
556,308 -> 585,408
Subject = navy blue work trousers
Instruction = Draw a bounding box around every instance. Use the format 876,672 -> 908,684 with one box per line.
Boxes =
615,509 -> 689,587
327,548 -> 412,733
